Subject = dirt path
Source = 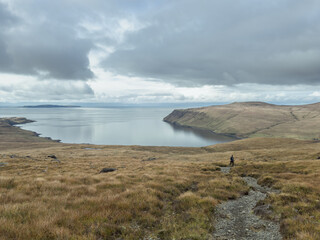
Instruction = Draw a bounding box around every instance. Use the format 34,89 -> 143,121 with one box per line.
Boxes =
212,167 -> 282,240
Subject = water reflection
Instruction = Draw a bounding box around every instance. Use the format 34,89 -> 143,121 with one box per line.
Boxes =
165,122 -> 236,142
0,107 -> 236,147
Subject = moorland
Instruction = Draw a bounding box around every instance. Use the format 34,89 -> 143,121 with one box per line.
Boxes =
164,101 -> 320,140
0,115 -> 320,239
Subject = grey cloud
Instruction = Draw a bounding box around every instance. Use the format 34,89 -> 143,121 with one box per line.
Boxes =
0,0 -> 157,81
0,80 -> 94,101
0,2 -> 17,27
104,91 -> 187,103
0,40 -> 11,70
0,0 -> 107,80
5,23 -> 93,80
104,0 -> 320,86
0,2 -> 16,70
2,0 -> 320,88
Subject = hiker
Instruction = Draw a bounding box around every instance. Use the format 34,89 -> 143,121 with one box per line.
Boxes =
230,155 -> 234,167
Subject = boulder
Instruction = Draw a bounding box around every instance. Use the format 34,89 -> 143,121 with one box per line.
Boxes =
99,168 -> 117,173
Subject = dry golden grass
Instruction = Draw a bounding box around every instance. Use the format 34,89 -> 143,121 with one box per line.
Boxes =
211,138 -> 320,240
233,160 -> 320,239
0,144 -> 249,239
1,122 -> 320,239
164,102 -> 320,140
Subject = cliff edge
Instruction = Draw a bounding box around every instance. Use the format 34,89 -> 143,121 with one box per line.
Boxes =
164,102 -> 320,140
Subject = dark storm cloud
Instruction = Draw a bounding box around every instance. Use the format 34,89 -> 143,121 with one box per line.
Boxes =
0,0 -> 107,80
5,24 -> 93,80
0,2 -> 16,70
0,0 -> 159,81
1,0 -> 320,87
104,0 -> 320,86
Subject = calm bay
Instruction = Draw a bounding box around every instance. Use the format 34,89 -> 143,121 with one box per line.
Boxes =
0,107 -> 235,147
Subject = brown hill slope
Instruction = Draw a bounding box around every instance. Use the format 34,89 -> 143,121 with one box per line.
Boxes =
164,102 -> 320,140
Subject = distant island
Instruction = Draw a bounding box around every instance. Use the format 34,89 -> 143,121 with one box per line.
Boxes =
164,101 -> 320,140
23,104 -> 80,108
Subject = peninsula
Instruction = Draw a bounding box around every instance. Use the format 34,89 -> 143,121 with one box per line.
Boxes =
164,101 -> 320,140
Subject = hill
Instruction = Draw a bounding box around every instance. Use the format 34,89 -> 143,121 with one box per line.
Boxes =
164,101 -> 320,140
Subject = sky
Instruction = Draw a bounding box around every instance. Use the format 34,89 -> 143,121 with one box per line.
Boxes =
0,0 -> 320,104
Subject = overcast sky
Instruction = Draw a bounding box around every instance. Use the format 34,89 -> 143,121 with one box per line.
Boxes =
0,0 -> 320,104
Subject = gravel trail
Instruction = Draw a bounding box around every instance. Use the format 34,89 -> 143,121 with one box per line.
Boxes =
212,167 -> 282,240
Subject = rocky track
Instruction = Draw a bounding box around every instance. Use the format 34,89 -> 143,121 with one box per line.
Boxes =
212,167 -> 282,240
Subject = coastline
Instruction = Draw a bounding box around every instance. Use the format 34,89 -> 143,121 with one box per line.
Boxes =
1,117 -> 320,239
0,117 -> 35,126
163,118 -> 242,140
2,116 -> 239,147
0,107 -> 235,146
9,117 -> 61,142
0,117 -> 61,150
163,102 -> 320,140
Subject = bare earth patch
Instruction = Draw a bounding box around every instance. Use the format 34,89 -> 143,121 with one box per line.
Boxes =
213,167 -> 282,239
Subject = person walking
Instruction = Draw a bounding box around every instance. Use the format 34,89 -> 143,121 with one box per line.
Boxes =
230,155 -> 235,167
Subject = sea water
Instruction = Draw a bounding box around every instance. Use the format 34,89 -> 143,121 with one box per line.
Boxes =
0,107 -> 235,147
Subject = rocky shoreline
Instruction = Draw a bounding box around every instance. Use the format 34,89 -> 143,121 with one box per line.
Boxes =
0,117 -> 61,146
0,117 -> 35,126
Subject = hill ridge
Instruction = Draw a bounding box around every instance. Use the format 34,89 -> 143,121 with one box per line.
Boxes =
164,102 -> 320,140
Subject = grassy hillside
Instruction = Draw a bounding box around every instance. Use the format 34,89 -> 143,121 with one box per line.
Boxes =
0,121 -> 320,239
164,102 -> 320,140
